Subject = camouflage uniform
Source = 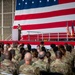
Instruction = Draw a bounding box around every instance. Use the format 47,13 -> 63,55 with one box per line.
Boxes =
44,57 -> 52,65
71,49 -> 75,67
66,51 -> 73,63
13,47 -> 21,62
62,56 -> 70,64
44,57 -> 48,63
32,58 -> 38,62
19,64 -> 40,75
14,53 -> 21,62
32,59 -> 49,72
50,59 -> 70,75
0,59 -> 16,75
13,47 -> 20,55
49,49 -> 56,62
62,53 -> 73,72
66,51 -> 74,74
71,49 -> 75,57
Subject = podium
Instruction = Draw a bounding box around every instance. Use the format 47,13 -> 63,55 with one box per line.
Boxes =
12,29 -> 18,41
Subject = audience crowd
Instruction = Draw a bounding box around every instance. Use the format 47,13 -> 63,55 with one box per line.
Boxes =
0,41 -> 75,75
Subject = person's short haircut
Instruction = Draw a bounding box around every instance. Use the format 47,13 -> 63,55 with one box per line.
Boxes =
50,44 -> 56,48
46,52 -> 51,58
24,52 -> 32,61
66,45 -> 72,53
38,51 -> 45,59
56,51 -> 62,58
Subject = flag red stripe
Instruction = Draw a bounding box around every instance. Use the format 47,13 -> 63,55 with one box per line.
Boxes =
13,21 -> 72,30
59,0 -> 75,4
14,8 -> 75,20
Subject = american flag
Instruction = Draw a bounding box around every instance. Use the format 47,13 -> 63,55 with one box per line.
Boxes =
13,0 -> 75,40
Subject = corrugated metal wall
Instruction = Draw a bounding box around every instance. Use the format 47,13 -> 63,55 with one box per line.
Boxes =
0,0 -> 15,40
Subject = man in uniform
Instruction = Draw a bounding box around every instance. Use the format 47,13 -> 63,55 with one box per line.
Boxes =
19,52 -> 40,75
32,51 -> 49,72
50,50 -> 71,75
0,52 -> 16,75
49,44 -> 56,62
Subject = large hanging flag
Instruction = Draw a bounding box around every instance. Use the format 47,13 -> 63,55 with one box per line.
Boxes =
71,21 -> 74,37
13,0 -> 75,39
66,22 -> 70,36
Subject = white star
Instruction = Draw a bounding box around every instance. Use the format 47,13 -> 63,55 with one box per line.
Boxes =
22,0 -> 24,1
47,0 -> 49,2
18,3 -> 21,5
54,0 -> 56,2
32,1 -> 34,4
39,0 -> 42,3
25,2 -> 27,5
